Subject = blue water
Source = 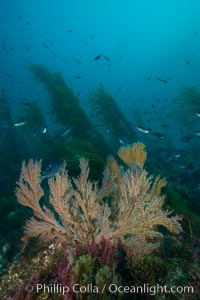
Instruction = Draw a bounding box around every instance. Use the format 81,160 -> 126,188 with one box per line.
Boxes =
1,0 -> 200,119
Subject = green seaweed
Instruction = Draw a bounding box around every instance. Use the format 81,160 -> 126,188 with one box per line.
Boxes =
174,86 -> 200,119
20,101 -> 46,129
49,139 -> 104,178
27,64 -> 110,158
166,185 -> 198,236
0,97 -> 24,194
88,88 -> 137,146
27,64 -> 91,138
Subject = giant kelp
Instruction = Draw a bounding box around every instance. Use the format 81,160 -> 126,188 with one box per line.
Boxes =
27,64 -> 110,158
0,96 -> 24,194
49,139 -> 105,179
88,88 -> 138,149
18,100 -> 54,160
174,86 -> 200,124
27,64 -> 92,138
166,185 -> 198,236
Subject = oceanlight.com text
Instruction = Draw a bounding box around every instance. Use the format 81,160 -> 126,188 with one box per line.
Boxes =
25,282 -> 195,296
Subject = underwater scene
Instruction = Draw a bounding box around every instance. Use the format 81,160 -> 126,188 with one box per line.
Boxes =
0,0 -> 200,299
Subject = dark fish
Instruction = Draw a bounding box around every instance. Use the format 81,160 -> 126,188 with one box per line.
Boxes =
94,54 -> 102,60
24,44 -> 30,50
185,60 -> 191,66
146,77 -> 152,80
5,73 -> 13,78
75,76 -> 82,79
72,57 -> 81,64
102,55 -> 110,61
42,161 -> 64,179
180,135 -> 193,142
155,77 -> 168,83
90,35 -> 95,40
26,21 -> 31,27
42,43 -> 49,48
166,113 -> 173,118
94,54 -> 110,61
151,132 -> 165,139
22,100 -> 30,107
2,88 -> 5,93
1,40 -> 6,52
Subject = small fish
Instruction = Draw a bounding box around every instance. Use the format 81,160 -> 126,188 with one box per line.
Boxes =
119,139 -> 129,146
146,77 -> 152,80
5,73 -> 13,79
180,135 -> 193,142
135,126 -> 150,134
1,40 -> 6,52
155,77 -> 168,83
72,57 -> 81,64
166,113 -> 173,118
22,100 -> 30,107
24,44 -> 30,50
185,60 -> 191,66
60,127 -> 73,137
42,43 -> 49,48
94,54 -> 102,60
75,75 -> 82,79
42,161 -> 64,179
40,127 -> 47,134
102,55 -> 110,61
151,132 -> 165,139
94,54 -> 110,61
14,121 -> 26,127
90,35 -> 95,40
193,131 -> 200,136
26,21 -> 31,27
2,88 -> 5,93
